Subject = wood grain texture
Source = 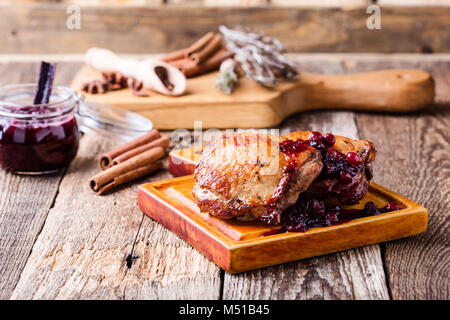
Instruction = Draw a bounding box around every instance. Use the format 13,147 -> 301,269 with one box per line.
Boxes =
0,62 -> 81,299
1,4 -> 450,54
222,55 -> 390,298
10,0 -> 450,6
120,219 -> 221,299
10,134 -> 141,299
121,158 -> 221,299
271,0 -> 370,5
2,54 -> 448,299
10,133 -> 220,299
351,59 -> 450,300
203,0 -> 269,5
378,0 -> 450,6
0,163 -> 63,300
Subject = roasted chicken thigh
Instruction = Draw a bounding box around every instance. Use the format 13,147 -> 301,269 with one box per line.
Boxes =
193,131 -> 376,226
193,132 -> 323,224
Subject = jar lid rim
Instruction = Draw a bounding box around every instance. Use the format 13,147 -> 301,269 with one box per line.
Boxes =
0,84 -> 75,119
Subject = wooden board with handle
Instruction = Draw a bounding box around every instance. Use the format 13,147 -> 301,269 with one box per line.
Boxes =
138,175 -> 428,274
71,66 -> 435,129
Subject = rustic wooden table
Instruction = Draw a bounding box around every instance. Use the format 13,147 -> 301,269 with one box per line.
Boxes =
0,54 -> 448,300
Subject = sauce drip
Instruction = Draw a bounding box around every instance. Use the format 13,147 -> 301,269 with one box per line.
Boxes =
261,200 -> 400,236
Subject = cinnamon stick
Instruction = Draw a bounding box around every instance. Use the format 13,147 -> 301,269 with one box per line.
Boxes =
168,58 -> 193,70
161,32 -> 233,77
92,162 -> 162,195
189,34 -> 223,65
161,32 -> 215,62
185,32 -> 216,57
98,129 -> 161,170
181,48 -> 234,78
112,136 -> 170,166
161,49 -> 187,63
90,147 -> 165,195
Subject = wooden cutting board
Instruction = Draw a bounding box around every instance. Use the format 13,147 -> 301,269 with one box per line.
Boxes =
138,175 -> 427,273
71,65 -> 435,129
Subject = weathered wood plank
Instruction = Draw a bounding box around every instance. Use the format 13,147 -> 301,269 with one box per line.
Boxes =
223,111 -> 390,300
1,4 -> 449,54
10,134 -> 145,299
6,55 -> 448,299
0,62 -> 81,299
0,163 -> 63,300
120,209 -> 222,299
203,0 -> 270,5
10,132 -> 221,299
378,0 -> 450,6
222,59 -> 389,300
351,59 -> 450,300
271,0 -> 371,6
11,0 -> 450,6
119,133 -> 222,299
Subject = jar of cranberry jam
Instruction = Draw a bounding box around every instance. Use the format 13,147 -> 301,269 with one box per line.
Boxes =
0,84 -> 80,174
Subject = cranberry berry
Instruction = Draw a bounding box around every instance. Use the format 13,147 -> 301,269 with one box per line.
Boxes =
281,198 -> 400,233
362,201 -> 400,216
346,152 -> 361,165
323,133 -> 336,147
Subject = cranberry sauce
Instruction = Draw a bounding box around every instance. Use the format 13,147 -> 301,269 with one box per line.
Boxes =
336,202 -> 400,224
282,196 -> 341,232
279,139 -> 309,157
281,131 -> 372,205
0,107 -> 79,173
300,131 -> 363,184
280,131 -> 363,181
262,198 -> 400,235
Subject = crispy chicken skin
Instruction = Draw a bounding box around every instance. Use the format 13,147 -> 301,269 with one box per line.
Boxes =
193,132 -> 323,225
283,131 -> 376,204
282,132 -> 376,163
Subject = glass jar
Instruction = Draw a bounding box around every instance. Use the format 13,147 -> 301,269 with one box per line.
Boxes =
0,84 -> 80,175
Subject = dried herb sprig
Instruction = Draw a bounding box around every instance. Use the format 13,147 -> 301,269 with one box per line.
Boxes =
216,58 -> 239,94
219,25 -> 298,87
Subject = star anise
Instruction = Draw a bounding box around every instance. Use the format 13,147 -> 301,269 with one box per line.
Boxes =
81,72 -> 149,96
102,72 -> 128,91
127,78 -> 149,97
81,79 -> 108,94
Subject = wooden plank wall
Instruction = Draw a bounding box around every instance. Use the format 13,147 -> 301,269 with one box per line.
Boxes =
1,2 -> 449,54
8,0 -> 450,6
